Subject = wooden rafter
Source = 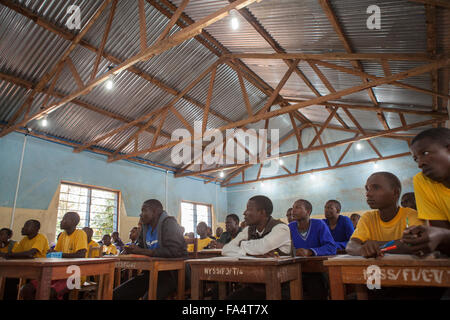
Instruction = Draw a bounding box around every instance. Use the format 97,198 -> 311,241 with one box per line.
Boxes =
66,57 -> 84,90
0,0 -> 261,139
224,53 -> 432,61
139,0 -> 147,52
202,66 -> 217,134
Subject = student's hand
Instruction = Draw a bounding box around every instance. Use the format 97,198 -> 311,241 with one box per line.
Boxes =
295,248 -> 313,257
47,248 -> 55,253
208,240 -> 217,249
215,242 -> 224,249
401,225 -> 446,256
123,244 -> 138,254
361,240 -> 383,258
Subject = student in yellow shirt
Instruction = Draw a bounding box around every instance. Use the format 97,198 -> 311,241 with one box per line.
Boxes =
402,128 -> 450,256
102,234 -> 118,255
83,227 -> 100,258
346,172 -> 423,258
7,220 -> 49,259
0,228 -> 17,256
196,222 -> 213,250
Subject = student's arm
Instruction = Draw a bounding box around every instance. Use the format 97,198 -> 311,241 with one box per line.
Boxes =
62,249 -> 87,258
346,238 -> 398,258
5,249 -> 39,259
222,228 -> 248,257
239,224 -> 291,256
402,225 -> 450,255
310,222 -> 337,256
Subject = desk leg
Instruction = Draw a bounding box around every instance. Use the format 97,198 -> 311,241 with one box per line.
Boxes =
148,267 -> 158,300
328,266 -> 345,300
290,264 -> 303,300
177,265 -> 185,300
114,268 -> 121,288
0,276 -> 5,300
190,267 -> 203,300
265,268 -> 281,300
102,263 -> 115,300
36,267 -> 52,300
97,274 -> 105,300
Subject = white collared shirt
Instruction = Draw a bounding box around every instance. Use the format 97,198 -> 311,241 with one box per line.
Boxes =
222,224 -> 291,257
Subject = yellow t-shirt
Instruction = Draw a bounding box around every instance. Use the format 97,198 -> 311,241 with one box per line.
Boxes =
351,207 -> 424,242
413,172 -> 450,222
87,240 -> 100,258
54,230 -> 88,254
13,234 -> 49,258
103,244 -> 118,255
0,241 -> 18,253
197,237 -> 212,251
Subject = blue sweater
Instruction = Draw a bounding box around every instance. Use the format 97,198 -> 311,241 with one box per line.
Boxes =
323,215 -> 354,250
289,219 -> 337,256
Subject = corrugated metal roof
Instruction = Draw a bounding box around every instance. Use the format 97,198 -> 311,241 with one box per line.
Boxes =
0,0 -> 447,178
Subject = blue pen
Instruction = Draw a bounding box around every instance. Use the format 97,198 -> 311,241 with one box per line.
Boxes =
380,240 -> 395,249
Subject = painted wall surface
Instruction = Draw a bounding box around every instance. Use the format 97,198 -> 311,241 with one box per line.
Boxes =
0,132 -> 227,242
226,128 -> 420,220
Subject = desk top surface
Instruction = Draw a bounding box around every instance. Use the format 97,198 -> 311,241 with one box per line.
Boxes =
0,257 -> 118,266
324,254 -> 450,267
186,256 -> 327,266
110,254 -> 186,262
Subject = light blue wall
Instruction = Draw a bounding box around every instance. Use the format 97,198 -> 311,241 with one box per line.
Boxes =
226,128 -> 420,219
0,132 -> 227,221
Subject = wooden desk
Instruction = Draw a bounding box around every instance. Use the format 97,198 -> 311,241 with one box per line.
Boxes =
0,257 -> 117,300
324,255 -> 450,300
298,256 -> 329,273
112,254 -> 186,300
187,257 -> 304,300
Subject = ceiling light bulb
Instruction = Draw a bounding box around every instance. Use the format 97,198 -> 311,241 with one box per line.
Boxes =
278,159 -> 284,165
41,115 -> 48,127
230,10 -> 239,30
105,79 -> 114,90
220,171 -> 224,178
356,143 -> 363,150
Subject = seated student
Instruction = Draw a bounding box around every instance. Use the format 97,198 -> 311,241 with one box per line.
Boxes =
350,213 -> 360,230
209,214 -> 242,249
126,227 -> 139,246
111,231 -> 125,252
83,227 -> 100,258
6,220 -> 49,259
286,207 -> 294,223
198,222 -> 213,249
402,128 -> 450,256
23,212 -> 87,300
215,227 -> 223,240
222,195 -> 291,300
114,199 -> 189,300
346,172 -> 423,258
401,192 -> 417,211
0,228 -> 17,256
102,234 -> 118,255
322,200 -> 354,253
289,199 -> 337,299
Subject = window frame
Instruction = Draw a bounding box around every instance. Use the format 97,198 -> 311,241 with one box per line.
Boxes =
57,181 -> 121,240
180,200 -> 214,237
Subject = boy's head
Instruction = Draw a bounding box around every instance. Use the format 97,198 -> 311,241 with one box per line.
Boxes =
244,195 -> 273,226
129,227 -> 139,241
60,211 -> 80,231
186,232 -> 194,239
0,228 -> 13,243
196,222 -> 208,237
411,128 -> 450,184
365,172 -> 401,210
21,220 -> 40,238
102,234 -> 112,246
324,200 -> 341,220
140,199 -> 163,225
206,227 -> 213,237
292,199 -> 312,221
225,214 -> 240,233
215,227 -> 223,238
401,192 -> 416,210
111,231 -> 120,242
286,208 -> 294,223
82,227 -> 93,242
350,213 -> 360,228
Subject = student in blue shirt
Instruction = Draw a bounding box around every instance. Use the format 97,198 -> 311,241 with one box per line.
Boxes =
289,199 -> 337,299
323,200 -> 354,253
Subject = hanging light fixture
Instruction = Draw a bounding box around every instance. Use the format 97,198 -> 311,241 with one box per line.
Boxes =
41,114 -> 48,127
230,9 -> 239,30
220,171 -> 225,178
104,65 -> 115,90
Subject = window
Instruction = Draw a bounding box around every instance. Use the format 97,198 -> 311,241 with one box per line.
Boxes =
181,201 -> 212,237
56,182 -> 119,241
